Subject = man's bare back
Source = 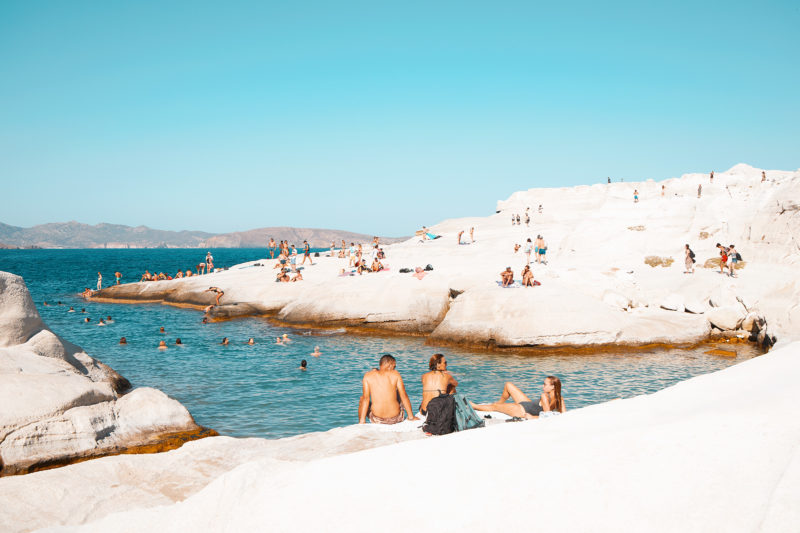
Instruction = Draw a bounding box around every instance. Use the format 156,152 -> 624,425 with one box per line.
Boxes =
359,355 -> 417,424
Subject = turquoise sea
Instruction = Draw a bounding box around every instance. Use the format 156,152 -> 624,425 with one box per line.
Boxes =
0,248 -> 759,439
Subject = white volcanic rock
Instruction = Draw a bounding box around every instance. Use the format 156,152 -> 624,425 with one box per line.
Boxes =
93,163 -> 800,347
0,272 -> 200,475
706,305 -> 746,331
0,272 -> 44,347
660,294 -> 684,312
55,341 -> 800,533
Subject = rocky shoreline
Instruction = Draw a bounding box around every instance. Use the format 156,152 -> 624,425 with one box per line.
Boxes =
0,272 -> 213,477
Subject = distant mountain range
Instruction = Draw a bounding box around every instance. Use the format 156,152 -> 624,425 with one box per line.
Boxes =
0,221 -> 407,249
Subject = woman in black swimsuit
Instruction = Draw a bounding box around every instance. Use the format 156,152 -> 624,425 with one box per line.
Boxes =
419,353 -> 458,415
472,376 -> 565,419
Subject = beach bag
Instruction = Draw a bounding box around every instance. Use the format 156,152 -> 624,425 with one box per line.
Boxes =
422,394 -> 455,435
735,252 -> 742,261
689,249 -> 695,259
399,268 -> 412,273
453,393 -> 485,431
424,264 -> 434,271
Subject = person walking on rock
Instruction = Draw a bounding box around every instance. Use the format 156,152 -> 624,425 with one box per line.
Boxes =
302,240 -> 313,265
96,272 -> 102,291
684,244 -> 696,274
523,238 -> 533,266
698,183 -> 702,198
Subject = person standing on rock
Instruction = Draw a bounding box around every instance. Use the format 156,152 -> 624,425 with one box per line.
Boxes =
525,209 -> 531,227
716,243 -> 730,274
697,183 -> 702,198
516,214 -> 521,225
206,252 -> 214,273
290,245 -> 298,271
470,227 -> 475,243
728,244 -> 739,278
268,238 -> 277,259
511,214 -> 516,226
761,171 -> 766,183
96,272 -> 102,291
710,171 -> 714,182
633,189 -> 639,203
684,244 -> 696,274
535,235 -> 547,264
114,271 -> 122,285
458,230 -> 464,244
523,238 -> 533,266
359,354 -> 417,424
302,240 -> 313,265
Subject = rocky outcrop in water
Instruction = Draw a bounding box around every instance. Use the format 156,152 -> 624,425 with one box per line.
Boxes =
0,271 -> 205,476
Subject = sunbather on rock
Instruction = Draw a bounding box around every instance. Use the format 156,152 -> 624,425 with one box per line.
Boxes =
472,377 -> 565,419
359,354 -> 418,424
420,354 -> 458,416
501,267 -> 514,287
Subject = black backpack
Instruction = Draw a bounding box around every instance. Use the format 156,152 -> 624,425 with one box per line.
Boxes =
689,249 -> 695,259
735,252 -> 742,261
422,394 -> 455,435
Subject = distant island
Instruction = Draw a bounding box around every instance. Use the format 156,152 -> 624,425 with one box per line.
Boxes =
0,221 -> 407,249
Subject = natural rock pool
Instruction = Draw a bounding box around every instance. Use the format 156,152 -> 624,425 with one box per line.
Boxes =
2,248 -> 761,439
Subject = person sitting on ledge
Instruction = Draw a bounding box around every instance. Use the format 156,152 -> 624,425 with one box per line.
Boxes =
291,271 -> 303,282
420,353 -> 458,416
521,265 -> 534,287
371,258 -> 384,272
175,270 -> 184,279
471,376 -> 565,419
359,354 -> 418,425
501,267 -> 514,287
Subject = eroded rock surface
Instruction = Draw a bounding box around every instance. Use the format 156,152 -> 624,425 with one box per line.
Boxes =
0,272 -> 202,476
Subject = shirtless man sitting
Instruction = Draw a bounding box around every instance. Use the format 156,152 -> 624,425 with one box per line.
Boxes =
359,354 -> 418,424
420,353 -> 458,416
500,267 -> 514,287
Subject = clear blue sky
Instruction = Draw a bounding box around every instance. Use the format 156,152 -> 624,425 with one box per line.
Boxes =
1,1 -> 798,236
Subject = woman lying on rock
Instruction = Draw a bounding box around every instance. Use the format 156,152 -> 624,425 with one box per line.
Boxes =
471,377 -> 565,419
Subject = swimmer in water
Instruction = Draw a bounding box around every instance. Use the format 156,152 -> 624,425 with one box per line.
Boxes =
201,317 -> 209,324
282,333 -> 291,343
159,326 -> 166,334
81,308 -> 86,313
68,307 -> 75,312
43,301 -> 49,306
220,337 -> 229,345
300,359 -> 308,371
84,317 -> 90,323
276,337 -> 284,345
311,346 -> 322,357
106,316 -> 113,323
175,338 -> 183,345
158,340 -> 167,350
246,338 -> 255,345
57,301 -> 63,305
119,337 -> 127,345
97,319 -> 106,326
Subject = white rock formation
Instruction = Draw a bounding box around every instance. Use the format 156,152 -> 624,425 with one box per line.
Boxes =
94,163 -> 799,347
0,272 -> 201,475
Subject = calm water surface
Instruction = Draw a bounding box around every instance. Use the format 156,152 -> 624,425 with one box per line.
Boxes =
0,249 -> 759,439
